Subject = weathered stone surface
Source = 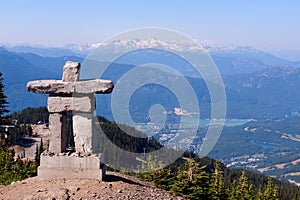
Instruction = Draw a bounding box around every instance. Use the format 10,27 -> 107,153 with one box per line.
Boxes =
27,79 -> 113,94
48,95 -> 95,113
27,80 -> 73,94
62,61 -> 80,82
72,112 -> 94,154
75,79 -> 114,94
38,154 -> 105,180
49,113 -> 67,153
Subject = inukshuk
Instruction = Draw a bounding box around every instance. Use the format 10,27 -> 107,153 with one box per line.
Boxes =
27,61 -> 114,180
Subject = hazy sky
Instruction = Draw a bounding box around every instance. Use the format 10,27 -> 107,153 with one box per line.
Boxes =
1,0 -> 299,51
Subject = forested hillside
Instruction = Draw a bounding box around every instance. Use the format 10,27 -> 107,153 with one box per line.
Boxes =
4,107 -> 300,199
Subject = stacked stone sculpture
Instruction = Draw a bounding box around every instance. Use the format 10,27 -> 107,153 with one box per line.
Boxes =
27,61 -> 114,180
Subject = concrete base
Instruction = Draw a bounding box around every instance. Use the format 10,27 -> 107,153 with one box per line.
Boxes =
38,154 -> 105,180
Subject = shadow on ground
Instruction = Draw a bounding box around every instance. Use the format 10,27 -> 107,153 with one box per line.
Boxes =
17,137 -> 36,148
104,174 -> 145,186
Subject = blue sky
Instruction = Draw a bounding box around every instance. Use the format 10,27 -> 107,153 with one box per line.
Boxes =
1,0 -> 300,51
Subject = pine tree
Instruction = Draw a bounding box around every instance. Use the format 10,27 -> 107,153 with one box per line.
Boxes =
34,143 -> 40,165
229,171 -> 255,200
0,72 -> 9,125
152,168 -> 175,190
3,148 -> 14,173
170,158 -> 210,200
39,138 -> 44,154
210,162 -> 228,200
188,162 -> 210,200
27,124 -> 33,136
229,180 -> 239,200
262,178 -> 279,200
170,164 -> 191,197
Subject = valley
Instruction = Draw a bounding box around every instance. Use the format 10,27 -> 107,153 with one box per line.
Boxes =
2,44 -> 300,187
210,118 -> 300,185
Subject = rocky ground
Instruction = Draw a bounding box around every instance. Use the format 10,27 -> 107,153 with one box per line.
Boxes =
0,172 -> 184,200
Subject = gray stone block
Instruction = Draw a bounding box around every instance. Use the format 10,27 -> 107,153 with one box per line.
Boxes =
38,154 -> 105,180
49,113 -> 67,153
27,79 -> 113,94
48,95 -> 95,113
72,112 -> 94,154
62,61 -> 80,82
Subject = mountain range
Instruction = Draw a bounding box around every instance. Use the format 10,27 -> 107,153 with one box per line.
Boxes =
0,42 -> 300,121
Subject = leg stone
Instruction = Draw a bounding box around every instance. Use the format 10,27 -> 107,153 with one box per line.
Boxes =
49,113 -> 67,153
73,112 -> 95,154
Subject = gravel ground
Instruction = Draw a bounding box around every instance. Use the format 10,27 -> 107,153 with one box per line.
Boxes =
0,172 -> 185,200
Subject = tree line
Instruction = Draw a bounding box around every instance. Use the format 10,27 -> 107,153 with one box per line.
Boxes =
0,72 -> 42,185
135,157 -> 300,200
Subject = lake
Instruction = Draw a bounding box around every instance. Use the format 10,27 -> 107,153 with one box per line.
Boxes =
252,141 -> 279,148
181,117 -> 252,128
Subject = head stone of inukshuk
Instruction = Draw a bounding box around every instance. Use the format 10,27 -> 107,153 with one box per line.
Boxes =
27,61 -> 114,155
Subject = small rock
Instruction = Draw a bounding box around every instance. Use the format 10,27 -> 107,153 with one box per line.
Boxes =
70,152 -> 78,156
36,189 -> 43,193
117,189 -> 122,193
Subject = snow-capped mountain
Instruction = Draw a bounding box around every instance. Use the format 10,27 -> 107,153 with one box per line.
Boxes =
207,45 -> 289,67
1,39 -> 292,67
61,40 -> 292,75
88,39 -> 202,52
0,39 -> 296,77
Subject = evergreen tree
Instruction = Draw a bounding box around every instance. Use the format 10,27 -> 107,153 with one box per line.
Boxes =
3,148 -> 14,173
34,143 -> 40,165
0,145 -> 37,185
39,138 -> 44,154
0,72 -> 9,125
170,163 -> 193,197
187,162 -> 210,200
257,186 -> 264,200
171,158 -> 210,200
210,162 -> 228,200
229,180 -> 239,200
262,178 -> 279,200
152,168 -> 175,191
229,171 -> 255,200
10,107 -> 49,124
27,124 -> 33,136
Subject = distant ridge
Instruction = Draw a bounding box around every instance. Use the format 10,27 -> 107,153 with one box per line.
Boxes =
1,44 -> 300,119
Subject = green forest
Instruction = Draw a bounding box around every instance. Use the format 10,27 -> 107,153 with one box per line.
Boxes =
0,72 -> 40,185
137,159 -> 282,200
